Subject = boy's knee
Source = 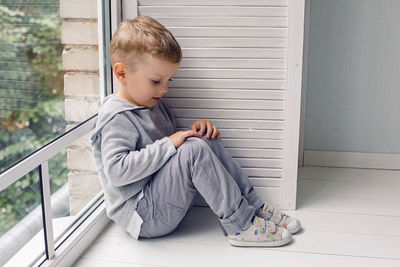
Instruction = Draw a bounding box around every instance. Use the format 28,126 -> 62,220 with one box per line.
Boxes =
201,135 -> 223,149
179,136 -> 209,154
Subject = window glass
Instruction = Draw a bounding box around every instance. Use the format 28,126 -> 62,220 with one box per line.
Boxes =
0,0 -> 102,263
49,131 -> 102,246
0,0 -> 100,172
0,167 -> 46,266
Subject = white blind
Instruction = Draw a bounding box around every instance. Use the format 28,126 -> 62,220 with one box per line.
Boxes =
138,0 -> 289,204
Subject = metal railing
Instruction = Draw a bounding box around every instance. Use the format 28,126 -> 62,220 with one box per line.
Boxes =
0,115 -> 97,261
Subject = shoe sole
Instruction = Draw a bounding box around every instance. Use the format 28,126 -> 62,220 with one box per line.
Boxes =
227,236 -> 292,247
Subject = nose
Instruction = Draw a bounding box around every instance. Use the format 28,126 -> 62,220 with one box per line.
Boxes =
161,84 -> 168,95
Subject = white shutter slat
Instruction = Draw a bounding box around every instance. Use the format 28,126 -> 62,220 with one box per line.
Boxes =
227,148 -> 283,158
179,58 -> 286,69
154,17 -> 288,27
182,48 -> 287,59
249,178 -> 282,187
235,158 -> 282,168
222,139 -> 283,149
176,37 -> 287,48
177,118 -> 284,130
169,27 -> 288,38
242,168 -> 282,178
139,0 -> 288,6
177,128 -> 283,139
139,6 -> 288,17
169,79 -> 286,89
175,69 -> 286,79
219,129 -> 283,139
167,89 -> 285,100
171,108 -> 284,120
163,98 -> 285,110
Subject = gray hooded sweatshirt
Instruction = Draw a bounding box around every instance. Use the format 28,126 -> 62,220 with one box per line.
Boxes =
90,94 -> 177,238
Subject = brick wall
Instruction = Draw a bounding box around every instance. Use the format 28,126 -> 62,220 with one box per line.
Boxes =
60,0 -> 102,215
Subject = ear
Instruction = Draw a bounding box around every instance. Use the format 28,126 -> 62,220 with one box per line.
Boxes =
113,62 -> 127,83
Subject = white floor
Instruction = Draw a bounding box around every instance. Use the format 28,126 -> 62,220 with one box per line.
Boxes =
73,167 -> 400,267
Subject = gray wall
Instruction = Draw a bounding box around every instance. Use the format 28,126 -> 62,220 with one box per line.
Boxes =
304,0 -> 400,154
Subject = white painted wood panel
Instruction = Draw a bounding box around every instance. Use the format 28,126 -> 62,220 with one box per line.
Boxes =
155,17 -> 288,27
169,79 -> 286,89
182,48 -> 288,58
139,0 -> 289,6
235,158 -> 282,168
139,6 -> 288,17
179,59 -> 287,69
249,177 -> 281,187
242,167 -> 282,178
176,37 -> 287,48
167,89 -> 286,100
171,109 -> 284,120
163,99 -> 285,109
216,129 -> 284,139
169,27 -> 288,38
227,148 -> 282,158
132,0 -> 304,206
176,69 -> 286,79
221,139 -> 283,149
176,118 -> 284,130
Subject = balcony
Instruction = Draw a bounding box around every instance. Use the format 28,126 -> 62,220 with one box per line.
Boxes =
2,1 -> 400,266
5,164 -> 399,266
70,167 -> 400,266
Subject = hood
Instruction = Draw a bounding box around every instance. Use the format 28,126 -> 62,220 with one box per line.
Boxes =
90,94 -> 147,147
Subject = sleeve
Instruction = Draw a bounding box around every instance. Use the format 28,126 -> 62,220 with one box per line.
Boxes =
100,113 -> 177,187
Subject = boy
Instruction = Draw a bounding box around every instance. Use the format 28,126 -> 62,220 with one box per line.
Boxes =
90,16 -> 301,247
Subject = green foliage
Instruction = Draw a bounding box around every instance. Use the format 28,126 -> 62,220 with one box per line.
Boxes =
0,3 -> 68,235
26,13 -> 64,97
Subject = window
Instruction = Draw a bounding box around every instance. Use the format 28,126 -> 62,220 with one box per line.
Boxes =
0,0 -> 112,265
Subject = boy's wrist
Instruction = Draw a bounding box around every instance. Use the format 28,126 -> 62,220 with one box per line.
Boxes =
164,136 -> 177,153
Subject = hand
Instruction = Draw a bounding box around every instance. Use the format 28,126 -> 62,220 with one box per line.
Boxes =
190,119 -> 221,139
168,130 -> 202,148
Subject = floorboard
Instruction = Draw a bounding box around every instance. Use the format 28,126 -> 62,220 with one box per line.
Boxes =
73,167 -> 400,267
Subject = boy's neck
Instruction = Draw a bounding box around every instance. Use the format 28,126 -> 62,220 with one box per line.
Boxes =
115,87 -> 140,107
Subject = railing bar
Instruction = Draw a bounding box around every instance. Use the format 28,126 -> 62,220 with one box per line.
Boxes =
0,115 -> 97,192
39,161 -> 55,259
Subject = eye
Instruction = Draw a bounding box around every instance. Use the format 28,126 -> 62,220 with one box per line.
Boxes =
152,80 -> 160,85
169,78 -> 173,82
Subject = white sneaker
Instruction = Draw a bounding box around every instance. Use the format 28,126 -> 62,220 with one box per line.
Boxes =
227,216 -> 292,247
257,203 -> 302,234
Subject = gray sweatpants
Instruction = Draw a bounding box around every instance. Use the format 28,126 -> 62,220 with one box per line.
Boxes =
136,135 -> 264,238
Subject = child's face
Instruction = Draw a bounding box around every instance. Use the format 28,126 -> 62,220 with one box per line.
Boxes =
117,54 -> 180,108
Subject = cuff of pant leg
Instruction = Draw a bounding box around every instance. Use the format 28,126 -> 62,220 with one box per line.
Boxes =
246,189 -> 264,210
219,197 -> 255,234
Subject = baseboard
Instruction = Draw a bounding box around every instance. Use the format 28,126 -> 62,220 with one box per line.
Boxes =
304,150 -> 400,170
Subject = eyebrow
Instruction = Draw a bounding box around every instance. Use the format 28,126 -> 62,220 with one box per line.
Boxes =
150,74 -> 164,79
151,74 -> 174,79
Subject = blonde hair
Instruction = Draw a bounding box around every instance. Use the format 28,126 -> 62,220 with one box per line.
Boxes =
110,16 -> 182,70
